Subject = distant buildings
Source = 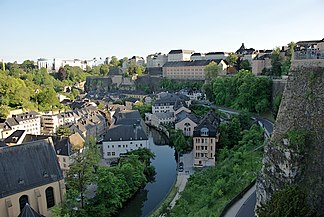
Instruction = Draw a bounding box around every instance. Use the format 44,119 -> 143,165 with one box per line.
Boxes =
162,59 -> 228,80
146,53 -> 167,68
167,49 -> 194,62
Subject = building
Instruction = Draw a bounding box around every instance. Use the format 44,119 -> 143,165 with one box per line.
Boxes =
167,49 -> 194,62
193,111 -> 220,167
175,111 -> 199,137
205,52 -> 229,60
102,123 -> 148,160
146,53 -> 168,68
151,112 -> 174,128
294,38 -> 324,60
190,53 -> 205,61
37,58 -> 53,71
252,53 -> 272,75
152,93 -> 190,114
0,139 -> 65,217
0,112 -> 41,139
162,59 -> 228,80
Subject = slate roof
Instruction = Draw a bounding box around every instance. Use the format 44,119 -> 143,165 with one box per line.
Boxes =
206,52 -> 225,55
18,203 -> 44,217
0,139 -> 63,198
163,59 -> 224,67
173,99 -> 188,111
176,110 -> 200,124
104,124 -> 148,141
193,111 -> 220,137
152,112 -> 174,119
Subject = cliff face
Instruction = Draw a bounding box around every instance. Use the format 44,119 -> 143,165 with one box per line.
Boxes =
256,62 -> 324,214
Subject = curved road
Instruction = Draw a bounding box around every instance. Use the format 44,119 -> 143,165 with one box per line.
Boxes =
208,103 -> 274,217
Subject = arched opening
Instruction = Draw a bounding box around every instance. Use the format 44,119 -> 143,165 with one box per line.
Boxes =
45,187 -> 55,208
19,195 -> 29,211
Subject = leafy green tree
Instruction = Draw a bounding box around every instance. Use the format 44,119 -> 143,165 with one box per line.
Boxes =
36,87 -> 60,111
56,126 -> 72,137
109,56 -> 120,67
66,137 -> 100,209
219,117 -> 242,149
271,47 -> 282,77
204,61 -> 221,80
226,52 -> 238,66
239,59 -> 251,71
257,185 -> 318,217
133,102 -> 152,118
0,105 -> 10,120
99,64 -> 109,76
127,61 -> 144,76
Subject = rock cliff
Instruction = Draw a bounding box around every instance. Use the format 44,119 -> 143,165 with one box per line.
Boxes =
256,61 -> 324,214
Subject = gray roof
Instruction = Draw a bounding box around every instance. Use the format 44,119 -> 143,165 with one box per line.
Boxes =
206,52 -> 225,55
176,111 -> 200,124
5,117 -> 19,127
193,111 -> 220,137
12,111 -> 40,122
104,124 -> 148,141
0,139 -> 63,198
163,59 -> 224,67
168,49 -> 194,54
18,203 -> 44,217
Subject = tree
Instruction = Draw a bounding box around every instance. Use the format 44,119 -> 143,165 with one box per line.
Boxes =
239,60 -> 251,71
271,47 -> 282,77
226,52 -> 238,66
257,185 -> 318,217
127,61 -> 144,76
56,126 -> 72,137
109,56 -> 119,67
36,87 -> 60,111
99,64 -> 109,76
204,61 -> 221,80
66,137 -> 100,209
0,105 -> 10,120
219,117 -> 242,149
57,67 -> 67,81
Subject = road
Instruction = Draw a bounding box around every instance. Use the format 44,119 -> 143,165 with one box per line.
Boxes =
207,102 -> 274,217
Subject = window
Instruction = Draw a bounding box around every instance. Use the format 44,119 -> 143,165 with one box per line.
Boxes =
112,152 -> 115,156
63,158 -> 66,162
107,152 -> 111,156
19,195 -> 29,211
46,187 -> 55,208
118,145 -> 121,148
201,128 -> 209,136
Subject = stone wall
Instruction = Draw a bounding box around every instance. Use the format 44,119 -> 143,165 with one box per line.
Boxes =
256,62 -> 324,215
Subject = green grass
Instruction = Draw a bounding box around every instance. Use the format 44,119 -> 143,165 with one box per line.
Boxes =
168,140 -> 263,217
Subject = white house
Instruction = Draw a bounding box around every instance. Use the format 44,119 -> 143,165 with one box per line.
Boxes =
167,49 -> 194,62
146,53 -> 168,68
151,112 -> 175,128
102,124 -> 148,159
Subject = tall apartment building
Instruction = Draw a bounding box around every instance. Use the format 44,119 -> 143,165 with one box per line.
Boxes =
193,111 -> 220,167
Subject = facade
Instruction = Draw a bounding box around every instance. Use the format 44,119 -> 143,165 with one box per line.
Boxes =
0,111 -> 41,139
175,111 -> 199,137
151,112 -> 175,127
146,53 -> 168,68
37,58 -> 53,71
252,53 -> 272,75
193,111 -> 220,167
102,124 -> 148,159
162,59 -> 228,80
190,53 -> 205,61
294,38 -> 324,60
167,49 -> 194,62
205,52 -> 229,60
0,140 -> 65,217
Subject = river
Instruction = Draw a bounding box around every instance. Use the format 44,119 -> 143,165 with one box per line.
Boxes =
115,128 -> 177,217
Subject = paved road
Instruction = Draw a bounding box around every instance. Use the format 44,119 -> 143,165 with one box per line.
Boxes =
236,191 -> 256,217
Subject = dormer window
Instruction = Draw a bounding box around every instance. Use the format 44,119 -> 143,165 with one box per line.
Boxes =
200,128 -> 209,136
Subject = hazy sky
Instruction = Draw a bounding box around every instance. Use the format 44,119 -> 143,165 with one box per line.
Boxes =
1,0 -> 323,62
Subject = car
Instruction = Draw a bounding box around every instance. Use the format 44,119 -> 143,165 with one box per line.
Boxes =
178,167 -> 184,172
179,162 -> 184,167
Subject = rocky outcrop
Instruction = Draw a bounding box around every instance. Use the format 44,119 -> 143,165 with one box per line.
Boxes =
256,61 -> 324,215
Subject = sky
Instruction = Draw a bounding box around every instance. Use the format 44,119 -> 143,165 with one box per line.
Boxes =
1,0 -> 324,63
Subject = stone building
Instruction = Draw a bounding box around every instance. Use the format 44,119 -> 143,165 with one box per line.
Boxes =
0,139 -> 65,217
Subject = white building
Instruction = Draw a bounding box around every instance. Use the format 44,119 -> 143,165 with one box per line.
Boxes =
190,53 -> 205,61
167,49 -> 194,62
1,111 -> 41,139
151,112 -> 174,128
146,53 -> 168,68
205,52 -> 229,60
102,124 -> 148,159
37,58 -> 53,71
